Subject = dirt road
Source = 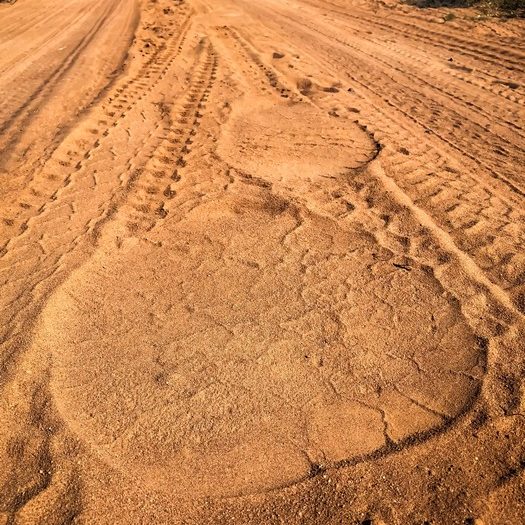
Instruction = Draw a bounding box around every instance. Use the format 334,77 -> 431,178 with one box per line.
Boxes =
1,0 -> 524,523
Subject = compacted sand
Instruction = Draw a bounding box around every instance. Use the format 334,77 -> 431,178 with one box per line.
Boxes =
1,0 -> 524,523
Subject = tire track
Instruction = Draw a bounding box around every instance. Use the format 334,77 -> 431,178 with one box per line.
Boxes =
93,40 -> 219,239
0,6 -> 197,353
312,0 -> 525,74
0,6 -> 193,258
0,0 -> 117,160
228,0 -> 525,317
219,26 -> 299,101
265,7 -> 525,200
0,9 -> 205,520
316,10 -> 525,121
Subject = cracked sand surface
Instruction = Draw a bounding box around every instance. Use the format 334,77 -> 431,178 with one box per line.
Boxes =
41,182 -> 482,495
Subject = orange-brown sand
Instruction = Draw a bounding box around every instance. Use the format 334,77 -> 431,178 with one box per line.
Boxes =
1,0 -> 524,523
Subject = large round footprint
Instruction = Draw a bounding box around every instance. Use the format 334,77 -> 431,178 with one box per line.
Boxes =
37,103 -> 485,498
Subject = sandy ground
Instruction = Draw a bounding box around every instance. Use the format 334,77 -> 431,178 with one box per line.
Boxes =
1,0 -> 525,523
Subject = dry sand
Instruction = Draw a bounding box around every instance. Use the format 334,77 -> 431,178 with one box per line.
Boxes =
1,0 -> 525,523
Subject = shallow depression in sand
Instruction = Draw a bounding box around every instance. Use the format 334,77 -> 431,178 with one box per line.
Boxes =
37,103 -> 485,498
39,192 -> 484,497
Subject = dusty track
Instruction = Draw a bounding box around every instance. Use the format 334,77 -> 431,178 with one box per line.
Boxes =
0,0 -> 524,523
